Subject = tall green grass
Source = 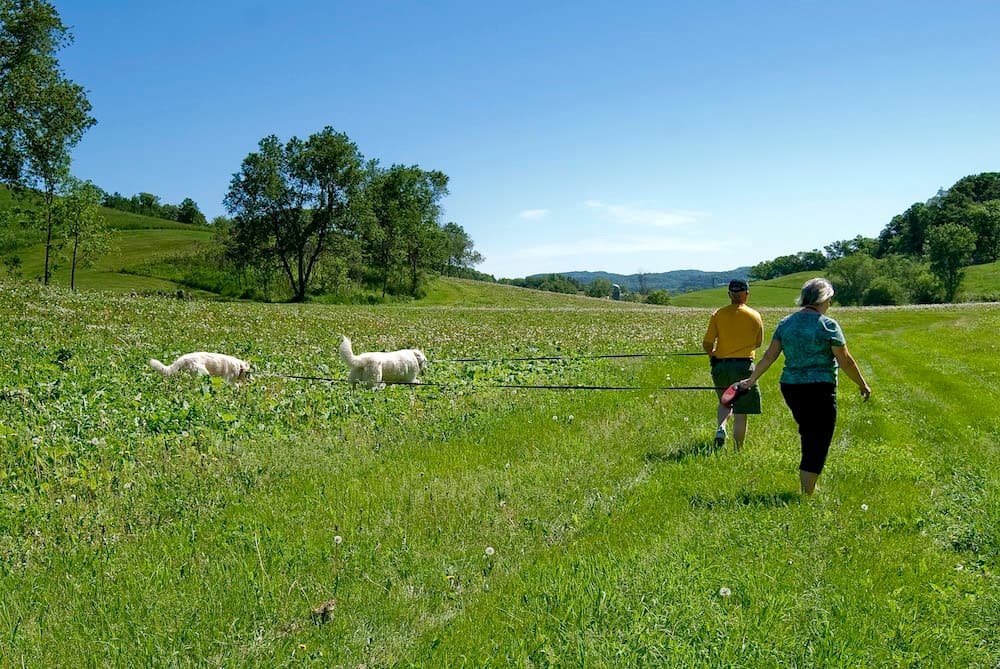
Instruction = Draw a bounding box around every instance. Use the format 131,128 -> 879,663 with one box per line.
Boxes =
1,283 -> 997,666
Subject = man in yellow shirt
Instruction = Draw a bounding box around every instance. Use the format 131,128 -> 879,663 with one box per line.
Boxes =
702,279 -> 763,449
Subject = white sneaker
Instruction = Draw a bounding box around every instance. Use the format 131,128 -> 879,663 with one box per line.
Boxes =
714,427 -> 726,447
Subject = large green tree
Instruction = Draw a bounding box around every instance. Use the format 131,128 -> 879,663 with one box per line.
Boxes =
176,197 -> 206,225
363,164 -> 449,297
440,221 -> 483,276
827,253 -> 878,306
1,0 -> 95,284
925,223 -> 976,303
966,200 -> 1000,264
224,127 -> 365,302
56,176 -> 109,290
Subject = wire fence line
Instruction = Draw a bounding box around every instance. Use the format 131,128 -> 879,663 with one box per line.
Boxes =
253,349 -> 714,391
431,351 -> 707,363
255,373 -> 722,392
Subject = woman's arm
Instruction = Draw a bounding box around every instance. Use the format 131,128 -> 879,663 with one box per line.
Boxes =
832,344 -> 871,401
738,338 -> 782,389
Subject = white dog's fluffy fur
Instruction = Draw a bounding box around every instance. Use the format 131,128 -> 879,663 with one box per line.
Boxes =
149,352 -> 251,384
338,336 -> 427,388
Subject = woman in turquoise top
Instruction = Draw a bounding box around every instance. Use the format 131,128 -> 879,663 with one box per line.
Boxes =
738,278 -> 871,495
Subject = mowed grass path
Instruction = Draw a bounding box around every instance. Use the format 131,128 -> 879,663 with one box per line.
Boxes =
1,284 -> 998,667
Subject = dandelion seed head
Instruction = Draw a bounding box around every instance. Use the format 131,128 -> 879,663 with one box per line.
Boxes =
861,504 -> 869,511
485,546 -> 495,556
333,535 -> 343,545
719,587 -> 732,597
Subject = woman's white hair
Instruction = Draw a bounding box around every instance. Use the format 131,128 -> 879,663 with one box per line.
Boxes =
797,277 -> 835,307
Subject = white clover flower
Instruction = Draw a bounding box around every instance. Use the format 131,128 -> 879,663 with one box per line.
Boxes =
719,587 -> 732,597
567,415 -> 574,422
485,546 -> 495,557
333,535 -> 343,545
955,564 -> 964,571
552,415 -> 558,421
861,504 -> 869,511
499,500 -> 507,508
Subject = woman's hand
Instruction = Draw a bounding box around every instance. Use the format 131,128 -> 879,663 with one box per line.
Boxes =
859,383 -> 871,401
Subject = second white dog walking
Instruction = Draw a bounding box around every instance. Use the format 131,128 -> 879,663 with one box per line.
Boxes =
338,336 -> 427,388
149,352 -> 251,384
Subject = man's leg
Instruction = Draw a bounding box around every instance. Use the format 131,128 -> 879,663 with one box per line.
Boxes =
732,413 -> 748,449
715,403 -> 731,446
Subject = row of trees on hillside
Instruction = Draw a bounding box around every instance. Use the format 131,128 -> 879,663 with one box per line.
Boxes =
222,128 -> 482,301
101,191 -> 208,226
750,172 -> 1000,304
498,273 -> 673,304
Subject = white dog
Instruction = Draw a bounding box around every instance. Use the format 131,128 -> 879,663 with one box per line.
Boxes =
149,352 -> 251,384
338,336 -> 427,388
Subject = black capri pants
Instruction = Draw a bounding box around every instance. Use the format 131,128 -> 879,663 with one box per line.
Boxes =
780,382 -> 837,475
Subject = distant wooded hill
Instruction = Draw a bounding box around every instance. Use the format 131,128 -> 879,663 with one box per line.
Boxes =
531,268 -> 751,294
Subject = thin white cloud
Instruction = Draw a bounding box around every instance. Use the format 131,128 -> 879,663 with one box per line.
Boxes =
584,200 -> 706,227
518,208 -> 550,220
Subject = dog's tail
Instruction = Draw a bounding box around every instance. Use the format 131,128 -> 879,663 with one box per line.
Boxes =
149,358 -> 178,376
338,336 -> 360,368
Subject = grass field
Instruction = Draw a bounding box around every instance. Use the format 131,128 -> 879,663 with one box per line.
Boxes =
1,281 -> 998,667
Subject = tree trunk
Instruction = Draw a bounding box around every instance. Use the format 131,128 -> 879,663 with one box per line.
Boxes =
70,234 -> 79,290
43,189 -> 55,285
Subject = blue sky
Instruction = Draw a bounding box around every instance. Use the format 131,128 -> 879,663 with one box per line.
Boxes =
58,1 -> 1000,279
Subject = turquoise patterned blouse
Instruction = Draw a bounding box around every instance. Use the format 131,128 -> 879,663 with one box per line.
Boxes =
772,310 -> 846,385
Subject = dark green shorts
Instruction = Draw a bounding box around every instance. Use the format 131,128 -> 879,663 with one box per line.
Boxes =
711,358 -> 762,414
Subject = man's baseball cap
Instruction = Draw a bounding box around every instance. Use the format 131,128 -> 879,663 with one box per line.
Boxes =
728,279 -> 750,292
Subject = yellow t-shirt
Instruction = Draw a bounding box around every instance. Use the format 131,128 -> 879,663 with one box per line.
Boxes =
703,303 -> 763,359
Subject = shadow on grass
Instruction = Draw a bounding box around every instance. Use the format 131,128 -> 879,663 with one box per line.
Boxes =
645,439 -> 724,463
689,491 -> 802,509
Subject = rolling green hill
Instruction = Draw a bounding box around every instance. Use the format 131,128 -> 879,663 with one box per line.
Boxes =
1,186 -> 216,294
669,271 -> 819,308
670,264 -> 1000,308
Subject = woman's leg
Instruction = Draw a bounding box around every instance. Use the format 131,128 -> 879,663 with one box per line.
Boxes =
799,469 -> 820,495
781,383 -> 837,492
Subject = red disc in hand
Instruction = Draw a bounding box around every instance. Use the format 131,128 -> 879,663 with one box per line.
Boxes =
721,383 -> 743,407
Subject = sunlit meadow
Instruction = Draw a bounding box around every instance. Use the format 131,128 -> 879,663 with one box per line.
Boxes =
1,282 -> 998,667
